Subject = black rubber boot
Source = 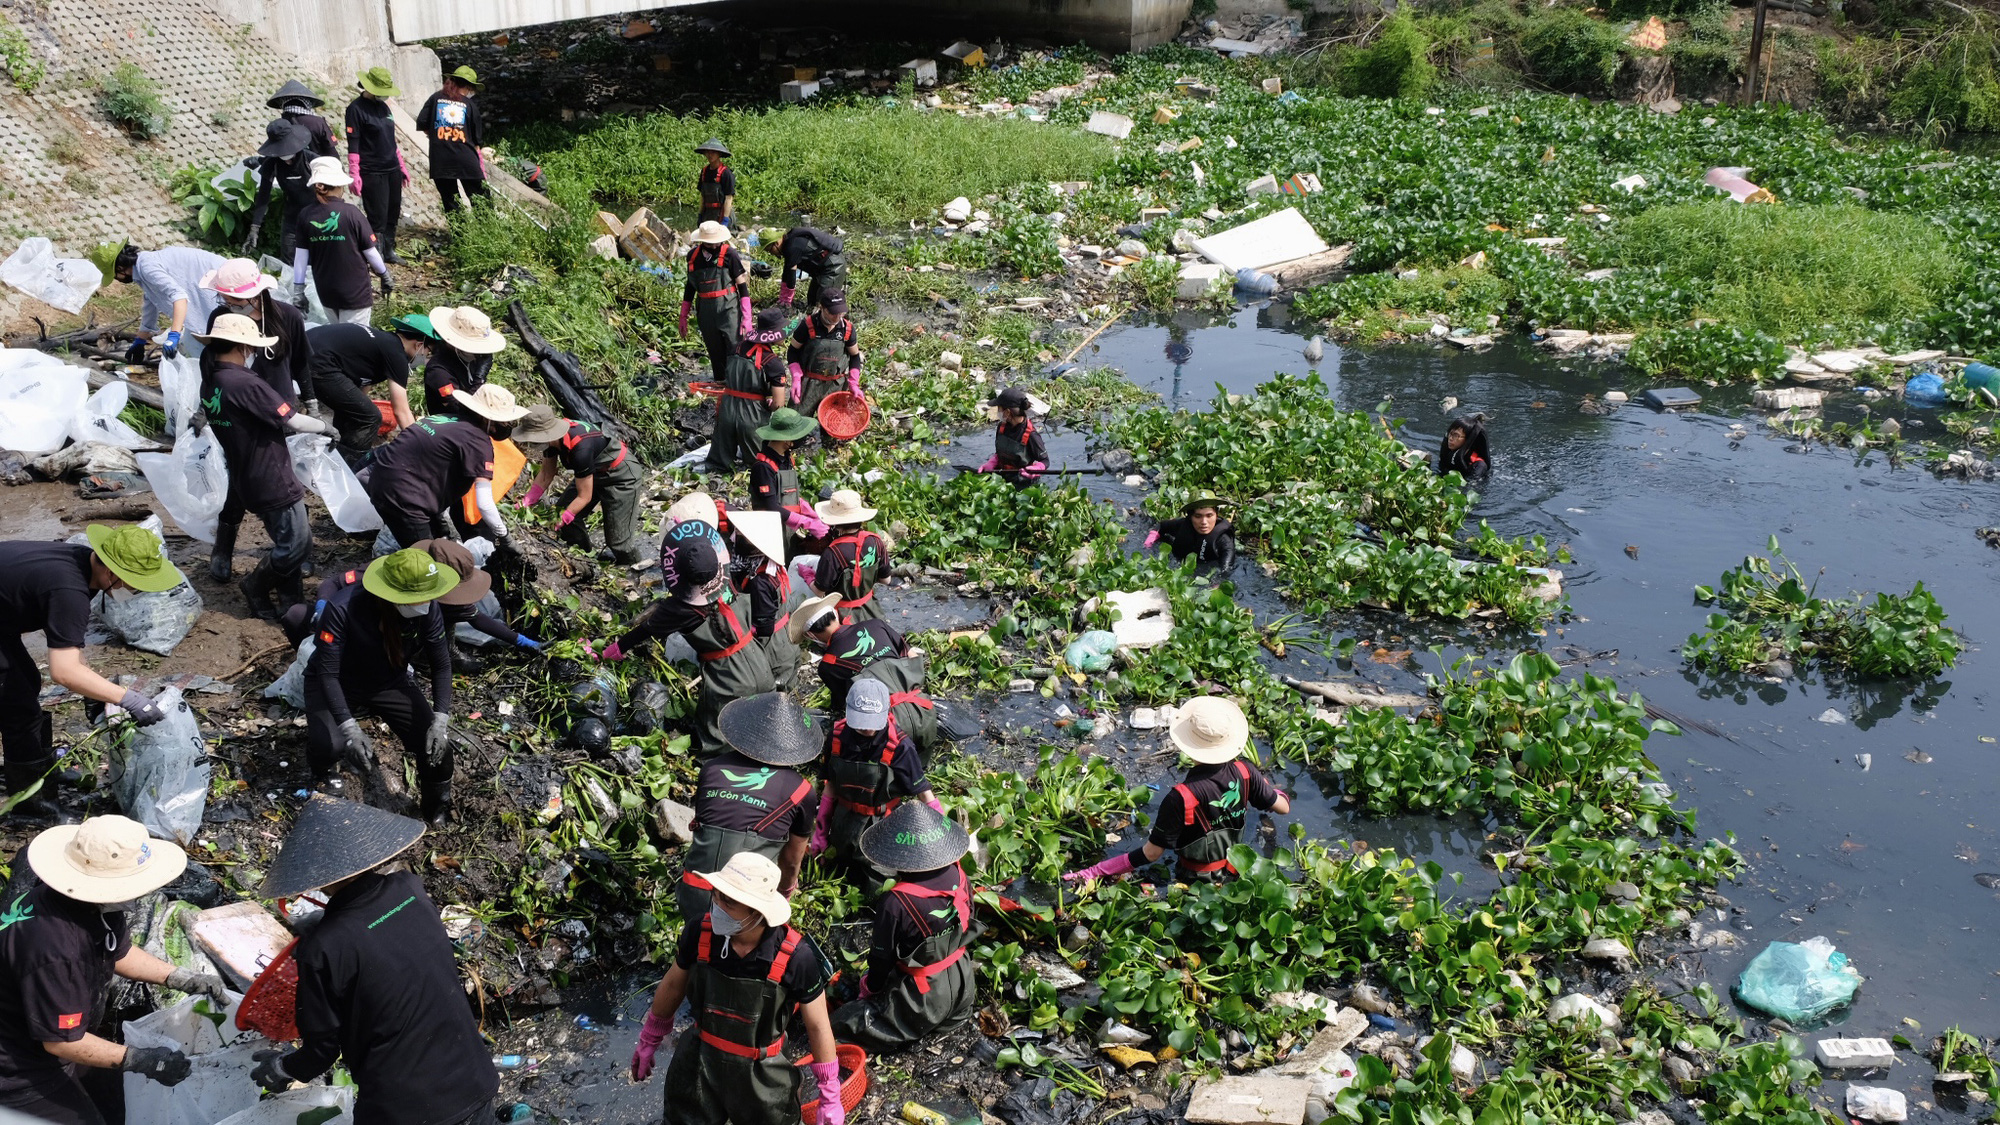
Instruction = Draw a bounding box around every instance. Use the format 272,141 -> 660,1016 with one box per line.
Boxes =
608,548 -> 644,567
276,570 -> 307,615
4,759 -> 59,823
38,715 -> 77,786
422,781 -> 454,828
208,520 -> 240,582
239,561 -> 281,623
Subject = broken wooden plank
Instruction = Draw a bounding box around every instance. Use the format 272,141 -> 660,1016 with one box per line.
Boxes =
1281,676 -> 1428,709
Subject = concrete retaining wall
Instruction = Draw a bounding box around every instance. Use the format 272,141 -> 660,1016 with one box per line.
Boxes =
212,0 -> 440,110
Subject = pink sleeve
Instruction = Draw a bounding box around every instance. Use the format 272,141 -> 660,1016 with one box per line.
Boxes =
397,149 -> 411,183
348,154 -> 363,194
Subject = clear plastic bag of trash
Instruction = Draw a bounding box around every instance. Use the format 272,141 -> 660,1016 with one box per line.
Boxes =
122,992 -> 263,1125
213,1086 -> 355,1125
157,356 -> 202,438
0,348 -> 89,454
0,237 -> 102,313
1734,935 -> 1863,1024
287,433 -> 382,532
264,636 -> 315,709
108,686 -> 211,846
1063,630 -> 1119,673
138,428 -> 229,543
72,380 -> 157,450
68,517 -> 203,655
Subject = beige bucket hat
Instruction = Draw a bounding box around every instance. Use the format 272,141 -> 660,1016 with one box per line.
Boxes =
691,220 -> 732,245
452,384 -> 532,424
28,815 -> 188,903
197,312 -> 279,350
813,488 -> 877,526
697,851 -> 790,927
1169,696 -> 1250,765
428,306 -> 508,355
665,491 -> 720,530
307,156 -> 351,188
787,590 -> 843,644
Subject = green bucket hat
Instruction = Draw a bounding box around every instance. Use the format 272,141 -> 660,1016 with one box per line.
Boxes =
85,524 -> 183,593
449,65 -> 482,90
391,312 -> 436,340
357,67 -> 402,98
362,547 -> 461,605
85,241 -> 126,282
756,407 -> 818,443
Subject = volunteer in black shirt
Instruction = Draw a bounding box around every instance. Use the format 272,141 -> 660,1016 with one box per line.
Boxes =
0,814 -> 228,1125
197,258 -> 312,412
785,292 -> 862,425
810,678 -> 941,880
704,308 -> 787,473
1064,697 -> 1289,884
693,138 -> 735,228
630,852 -> 844,1125
421,305 -> 504,418
0,528 -> 180,820
267,80 -> 339,159
196,314 -> 333,621
411,539 -> 542,654
302,549 -> 462,824
244,120 -> 313,260
674,693 -> 820,926
363,383 -> 529,552
726,512 -> 802,692
809,489 -> 891,625
976,386 -> 1047,487
749,409 -> 829,557
791,593 -> 920,723
834,802 -> 976,1052
680,222 -> 751,383
416,67 -> 488,213
253,796 -> 498,1125
1436,413 -> 1492,485
345,67 -> 410,262
774,226 -> 846,313
1144,497 -> 1238,575
515,404 -> 645,566
307,315 -> 430,455
291,158 -> 390,325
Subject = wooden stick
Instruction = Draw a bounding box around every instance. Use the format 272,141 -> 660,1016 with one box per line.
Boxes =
219,642 -> 293,684
1281,675 -> 1428,709
1059,305 -> 1129,365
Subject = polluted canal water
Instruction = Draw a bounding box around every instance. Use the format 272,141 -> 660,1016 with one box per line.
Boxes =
500,310 -> 1996,1121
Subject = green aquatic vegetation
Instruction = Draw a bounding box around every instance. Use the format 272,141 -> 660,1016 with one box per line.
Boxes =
988,203 -> 1064,279
1628,322 -> 1787,383
1936,1026 -> 2000,1104
1699,1038 -> 1822,1125
1335,15 -> 1438,100
1685,536 -> 1963,677
1294,265 -> 1515,340
963,48 -> 1089,105
934,747 -> 1150,886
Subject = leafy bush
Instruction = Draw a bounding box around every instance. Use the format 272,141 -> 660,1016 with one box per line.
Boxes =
1628,322 -> 1786,382
1337,15 -> 1438,99
1517,9 -> 1627,94
989,204 -> 1063,278
0,19 -> 45,93
99,62 -> 170,139
167,165 -> 255,244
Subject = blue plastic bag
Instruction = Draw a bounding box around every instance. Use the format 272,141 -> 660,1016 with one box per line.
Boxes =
1904,369 -> 1948,405
1734,936 -> 1863,1024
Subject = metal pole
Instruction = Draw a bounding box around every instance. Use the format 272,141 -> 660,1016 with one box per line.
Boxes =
1744,0 -> 1769,106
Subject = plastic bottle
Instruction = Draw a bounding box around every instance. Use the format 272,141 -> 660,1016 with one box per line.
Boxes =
493,1055 -> 525,1068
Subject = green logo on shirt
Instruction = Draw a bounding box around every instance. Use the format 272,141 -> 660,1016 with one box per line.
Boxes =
0,893 -> 35,931
308,214 -> 341,234
721,767 -> 777,790
1215,783 -> 1243,811
858,545 -> 878,570
928,905 -> 955,920
840,630 -> 877,660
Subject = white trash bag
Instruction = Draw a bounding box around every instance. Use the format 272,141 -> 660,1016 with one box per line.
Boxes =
213,1086 -> 355,1125
138,428 -> 229,543
108,687 -> 210,845
264,636 -> 314,710
122,993 -> 265,1125
288,433 -> 382,532
72,380 -> 156,450
157,356 -> 203,438
0,237 -> 102,313
0,349 -> 89,454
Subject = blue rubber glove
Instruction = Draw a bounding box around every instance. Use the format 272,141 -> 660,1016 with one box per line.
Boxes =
161,331 -> 181,359
125,338 -> 147,364
515,634 -> 543,652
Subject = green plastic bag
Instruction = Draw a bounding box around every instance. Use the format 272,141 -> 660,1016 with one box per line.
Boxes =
1063,630 -> 1119,673
1734,936 -> 1863,1024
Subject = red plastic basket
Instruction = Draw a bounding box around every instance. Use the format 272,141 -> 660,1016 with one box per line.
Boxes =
817,392 -> 871,440
372,399 -> 395,435
798,1043 -> 869,1117
235,938 -> 301,1041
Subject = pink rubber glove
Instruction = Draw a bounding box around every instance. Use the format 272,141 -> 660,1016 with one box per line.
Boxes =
1142,529 -> 1160,549
523,482 -> 546,507
788,362 -> 804,402
808,793 -> 832,856
678,302 -> 691,338
845,369 -> 862,397
347,153 -> 363,195
812,1060 -> 845,1125
923,792 -> 945,814
739,295 -> 754,339
857,973 -> 876,1000
1019,460 -> 1046,482
584,640 -> 627,662
397,149 -> 411,185
780,284 -> 796,307
1063,849 -> 1137,883
977,456 -> 1000,473
631,1008 -> 672,1082
560,510 -> 576,527
797,558 -> 821,590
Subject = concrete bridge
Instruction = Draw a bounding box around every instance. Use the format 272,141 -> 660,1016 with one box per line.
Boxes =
220,0 -> 1191,105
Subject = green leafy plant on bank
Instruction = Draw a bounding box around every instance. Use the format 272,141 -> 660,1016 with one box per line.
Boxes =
0,20 -> 45,93
99,62 -> 171,139
1627,321 -> 1788,382
1685,536 -> 1963,677
167,165 -> 256,243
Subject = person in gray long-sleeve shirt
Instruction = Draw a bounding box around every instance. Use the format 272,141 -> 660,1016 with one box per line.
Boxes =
112,245 -> 227,361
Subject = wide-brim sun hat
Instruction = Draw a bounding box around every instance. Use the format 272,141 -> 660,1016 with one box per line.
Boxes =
718,692 -> 823,767
731,510 -> 786,565
29,815 -> 187,903
697,851 -> 789,927
756,408 -> 817,443
257,121 -> 308,160
357,67 -> 402,97
665,491 -> 720,531
449,65 -> 483,89
196,312 -> 280,350
413,539 -> 492,607
694,137 -> 731,156
428,306 -> 507,355
787,590 -> 843,644
452,383 -> 532,424
860,801 -> 971,873
307,156 -> 350,188
1183,496 -> 1229,515
691,221 -> 732,245
86,523 -> 183,592
362,547 -> 461,604
200,258 -> 279,300
1170,695 -> 1251,765
813,488 -> 877,526
513,404 -> 570,445
267,79 -> 324,109
261,794 -> 424,898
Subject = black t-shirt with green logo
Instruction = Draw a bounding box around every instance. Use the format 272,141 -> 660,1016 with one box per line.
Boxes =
207,361 -> 306,513
0,882 -> 131,1094
691,751 -> 816,842
295,197 -> 378,311
1148,761 -> 1280,851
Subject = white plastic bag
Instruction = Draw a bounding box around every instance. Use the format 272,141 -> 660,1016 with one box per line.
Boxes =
212,1086 -> 355,1125
0,348 -> 89,453
72,380 -> 155,450
287,433 -> 382,532
264,636 -> 314,709
157,356 -> 202,438
93,582 -> 204,655
108,687 -> 210,845
262,254 -> 332,327
138,428 -> 229,543
0,237 -> 102,313
122,994 -> 264,1125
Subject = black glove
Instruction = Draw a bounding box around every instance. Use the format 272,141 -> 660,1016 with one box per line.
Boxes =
378,272 -> 394,296
188,408 -> 209,438
124,1045 -> 192,1087
250,1049 -> 293,1092
490,534 -> 521,566
124,338 -> 147,364
240,222 -> 262,253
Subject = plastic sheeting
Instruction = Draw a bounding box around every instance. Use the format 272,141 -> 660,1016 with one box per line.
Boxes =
137,429 -> 229,543
288,433 -> 382,532
0,237 -> 103,313
0,348 -> 89,454
73,380 -> 158,450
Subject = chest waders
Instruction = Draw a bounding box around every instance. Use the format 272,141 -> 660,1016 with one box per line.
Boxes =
690,249 -> 741,382
698,164 -> 730,225
676,774 -> 813,926
710,345 -> 773,472
833,874 -> 978,1051
686,596 -> 777,758
1174,760 -> 1255,881
660,919 -> 806,1125
735,564 -> 802,693
826,719 -> 909,873
795,323 -> 848,420
824,531 -> 885,624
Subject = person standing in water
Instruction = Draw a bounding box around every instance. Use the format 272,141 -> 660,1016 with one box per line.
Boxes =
1436,413 -> 1491,484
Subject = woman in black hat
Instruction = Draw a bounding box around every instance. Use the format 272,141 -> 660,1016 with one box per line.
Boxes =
244,120 -> 315,260
976,386 -> 1047,488
832,802 -> 977,1052
674,694 -> 822,926
251,796 -> 498,1125
694,138 -> 735,228
267,80 -> 339,160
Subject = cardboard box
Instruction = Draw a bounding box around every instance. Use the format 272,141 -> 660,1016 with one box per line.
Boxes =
899,58 -> 938,85
942,41 -> 986,68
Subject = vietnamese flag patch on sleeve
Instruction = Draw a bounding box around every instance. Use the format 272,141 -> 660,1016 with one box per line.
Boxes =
277,402 -> 292,417
57,1013 -> 81,1030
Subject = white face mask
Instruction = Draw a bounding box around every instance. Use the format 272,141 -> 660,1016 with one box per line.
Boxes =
394,601 -> 432,618
108,587 -> 136,603
709,903 -> 749,938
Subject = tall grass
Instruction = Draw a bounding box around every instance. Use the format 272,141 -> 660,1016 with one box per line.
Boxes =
507,104 -> 1111,226
1611,203 -> 1963,338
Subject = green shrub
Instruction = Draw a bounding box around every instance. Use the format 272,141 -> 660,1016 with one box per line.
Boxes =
1628,322 -> 1786,382
99,62 -> 170,139
0,19 -> 45,93
1336,15 -> 1438,99
1517,8 -> 1627,94
1884,29 -> 2000,136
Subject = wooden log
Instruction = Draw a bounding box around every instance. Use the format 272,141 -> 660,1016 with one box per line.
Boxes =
1266,245 -> 1355,290
1280,675 -> 1428,709
84,369 -> 166,411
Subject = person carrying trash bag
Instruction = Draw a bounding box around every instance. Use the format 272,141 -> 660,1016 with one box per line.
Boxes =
693,137 -> 736,228
0,527 -> 182,822
1063,697 -> 1290,885
811,679 -> 943,882
590,525 -> 775,758
291,157 -> 391,326
243,120 -> 315,261
705,308 -> 787,475
773,227 -> 846,314
363,384 -> 531,555
513,405 -> 645,567
674,693 -> 821,927
681,222 -> 750,384
832,801 -> 977,1052
786,292 -> 860,427
727,512 -> 803,693
0,815 -> 227,1124
250,795 -> 498,1125
302,549 -> 464,826
809,489 -> 891,625
750,409 -> 830,558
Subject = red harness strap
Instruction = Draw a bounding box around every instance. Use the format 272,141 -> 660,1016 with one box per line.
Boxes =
831,721 -> 902,816
694,921 -> 800,1059
890,875 -> 973,994
561,424 -> 628,472
1174,761 -> 1253,874
827,532 -> 877,609
683,778 -> 814,891
801,318 -> 850,381
888,691 -> 932,712
698,600 -> 756,662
